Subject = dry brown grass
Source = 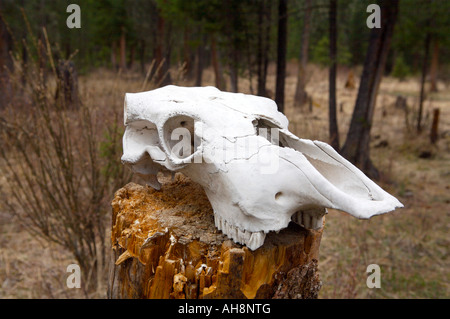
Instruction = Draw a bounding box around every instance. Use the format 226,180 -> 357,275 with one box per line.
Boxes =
0,66 -> 135,298
1,61 -> 449,298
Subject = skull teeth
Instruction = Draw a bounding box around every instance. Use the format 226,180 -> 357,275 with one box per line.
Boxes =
214,214 -> 266,251
291,209 -> 326,230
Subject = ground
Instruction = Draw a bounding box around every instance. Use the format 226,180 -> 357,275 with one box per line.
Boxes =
0,61 -> 448,298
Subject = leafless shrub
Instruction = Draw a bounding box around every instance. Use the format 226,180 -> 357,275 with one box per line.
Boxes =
0,28 -> 131,294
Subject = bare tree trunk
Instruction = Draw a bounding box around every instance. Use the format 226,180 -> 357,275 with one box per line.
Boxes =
183,28 -> 194,80
257,0 -> 271,97
328,0 -> 339,151
17,0 -> 27,87
341,0 -> 399,180
429,39 -> 439,92
275,0 -> 288,113
161,22 -> 172,86
195,33 -> 206,87
111,41 -> 118,70
152,11 -> 165,83
211,34 -> 225,90
127,44 -> 135,70
230,64 -> 239,92
151,11 -> 172,86
119,27 -> 127,71
229,45 -> 239,93
38,31 -> 47,87
0,13 -> 13,109
430,108 -> 439,144
37,0 -> 47,86
21,38 -> 27,86
294,0 -> 312,108
417,30 -> 431,133
139,39 -> 146,74
256,2 -> 265,96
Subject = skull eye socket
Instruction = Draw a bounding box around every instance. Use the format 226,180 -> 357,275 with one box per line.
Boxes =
162,115 -> 200,160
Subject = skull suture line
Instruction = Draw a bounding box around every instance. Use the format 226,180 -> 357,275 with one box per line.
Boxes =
121,85 -> 403,250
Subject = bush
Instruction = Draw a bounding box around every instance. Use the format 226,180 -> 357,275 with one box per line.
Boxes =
392,55 -> 411,80
0,28 -> 131,294
311,35 -> 352,67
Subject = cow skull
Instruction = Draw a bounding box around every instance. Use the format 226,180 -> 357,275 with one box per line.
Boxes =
121,85 -> 403,250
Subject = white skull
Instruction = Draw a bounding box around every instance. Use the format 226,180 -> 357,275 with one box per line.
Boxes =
121,85 -> 403,250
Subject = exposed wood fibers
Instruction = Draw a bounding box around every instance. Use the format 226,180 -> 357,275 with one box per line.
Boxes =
108,175 -> 323,299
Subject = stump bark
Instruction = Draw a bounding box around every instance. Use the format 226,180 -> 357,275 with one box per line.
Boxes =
107,176 -> 323,299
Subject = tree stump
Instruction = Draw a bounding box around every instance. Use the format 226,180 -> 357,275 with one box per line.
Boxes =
430,108 -> 440,144
344,70 -> 355,89
107,175 -> 323,299
55,59 -> 79,109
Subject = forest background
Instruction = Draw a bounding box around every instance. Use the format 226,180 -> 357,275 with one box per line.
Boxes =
0,0 -> 448,298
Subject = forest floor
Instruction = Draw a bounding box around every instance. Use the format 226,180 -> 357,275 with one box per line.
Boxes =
0,62 -> 449,298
